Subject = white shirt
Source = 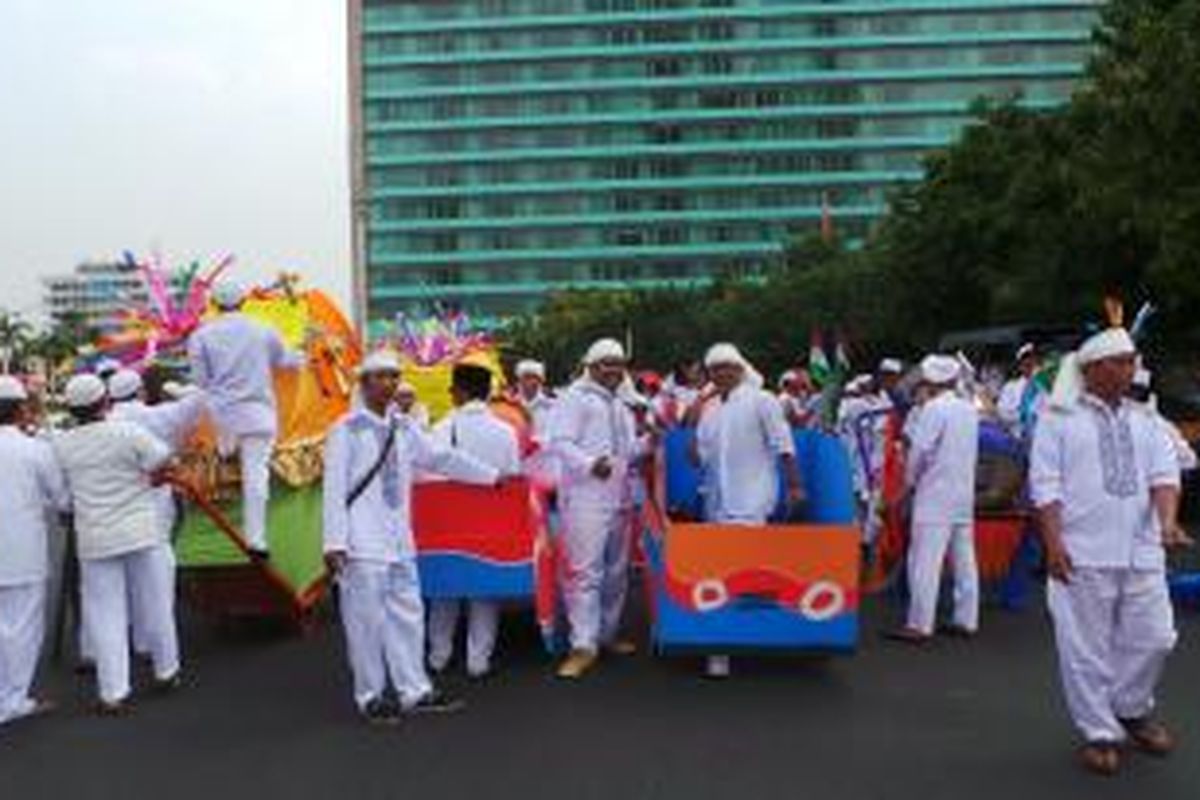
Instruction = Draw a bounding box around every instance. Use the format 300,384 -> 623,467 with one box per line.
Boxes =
109,394 -> 206,537
0,427 -> 69,586
697,382 -> 795,523
519,391 -> 555,445
53,420 -> 172,561
188,313 -> 300,438
549,377 -> 641,508
432,401 -> 521,476
323,406 -> 500,563
1030,394 -> 1180,570
906,391 -> 980,526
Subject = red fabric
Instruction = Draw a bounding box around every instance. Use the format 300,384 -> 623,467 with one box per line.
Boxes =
412,479 -> 534,563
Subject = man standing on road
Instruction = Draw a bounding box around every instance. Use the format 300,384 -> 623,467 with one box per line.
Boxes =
323,352 -> 500,725
53,375 -> 179,715
0,376 -> 69,726
427,363 -> 522,680
696,343 -> 804,678
888,355 -> 980,645
549,338 -> 643,680
187,281 -> 301,560
1030,328 -> 1189,776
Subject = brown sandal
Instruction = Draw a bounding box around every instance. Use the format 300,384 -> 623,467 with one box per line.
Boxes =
1120,717 -> 1176,757
1079,742 -> 1121,776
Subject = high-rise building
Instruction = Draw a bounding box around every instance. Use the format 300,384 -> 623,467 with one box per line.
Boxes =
42,260 -> 149,333
349,0 -> 1100,322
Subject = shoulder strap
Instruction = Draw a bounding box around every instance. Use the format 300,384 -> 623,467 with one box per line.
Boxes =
346,422 -> 398,509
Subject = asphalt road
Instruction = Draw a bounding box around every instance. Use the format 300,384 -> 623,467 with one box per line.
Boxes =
2,585 -> 1198,800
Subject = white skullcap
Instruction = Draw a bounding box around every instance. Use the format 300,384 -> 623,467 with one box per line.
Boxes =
920,354 -> 961,385
395,381 -> 416,396
163,381 -> 198,400
704,343 -> 747,369
1077,328 -> 1136,366
212,280 -> 247,310
357,350 -> 402,377
778,369 -> 800,388
108,369 -> 143,402
583,338 -> 626,366
0,376 -> 28,402
1133,367 -> 1152,388
515,360 -> 545,379
1015,342 -> 1036,361
879,358 -> 903,374
65,374 -> 108,409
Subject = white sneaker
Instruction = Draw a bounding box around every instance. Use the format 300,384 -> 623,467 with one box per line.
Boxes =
705,655 -> 731,679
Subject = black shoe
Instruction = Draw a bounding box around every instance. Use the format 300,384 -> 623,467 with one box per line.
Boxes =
407,690 -> 465,716
939,624 -> 977,640
360,697 -> 401,727
95,699 -> 133,718
247,548 -> 270,563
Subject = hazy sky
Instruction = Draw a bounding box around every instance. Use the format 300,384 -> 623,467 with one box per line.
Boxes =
0,0 -> 351,320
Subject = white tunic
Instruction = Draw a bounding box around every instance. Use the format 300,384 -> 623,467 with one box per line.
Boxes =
323,407 -> 500,564
549,378 -> 640,508
52,421 -> 171,561
906,391 -> 980,526
187,313 -> 300,438
1030,394 -> 1180,570
432,401 -> 521,476
0,427 -> 69,586
520,392 -> 556,445
697,382 -> 795,523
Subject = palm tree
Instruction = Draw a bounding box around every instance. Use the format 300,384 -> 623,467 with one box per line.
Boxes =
0,311 -> 33,374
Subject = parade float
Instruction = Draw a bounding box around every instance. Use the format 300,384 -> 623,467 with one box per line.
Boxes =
85,254 -> 362,626
651,428 -> 861,653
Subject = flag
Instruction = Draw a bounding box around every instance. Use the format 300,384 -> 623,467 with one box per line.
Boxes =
808,329 -> 831,387
833,332 -> 852,377
820,191 -> 835,244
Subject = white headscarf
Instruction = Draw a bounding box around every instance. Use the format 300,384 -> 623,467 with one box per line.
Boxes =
583,338 -> 625,366
1050,328 -> 1137,409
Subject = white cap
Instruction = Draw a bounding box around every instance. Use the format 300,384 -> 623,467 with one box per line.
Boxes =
395,381 -> 416,397
583,338 -> 626,366
879,358 -> 903,374
1077,328 -> 1136,366
920,354 -> 961,385
778,369 -> 800,388
704,343 -> 748,369
163,381 -> 198,400
0,376 -> 28,402
212,280 -> 247,310
108,369 -> 143,402
65,374 -> 108,409
1015,342 -> 1036,362
515,359 -> 545,380
357,350 -> 402,377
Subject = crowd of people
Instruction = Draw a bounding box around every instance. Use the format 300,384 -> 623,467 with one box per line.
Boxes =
0,285 -> 1193,776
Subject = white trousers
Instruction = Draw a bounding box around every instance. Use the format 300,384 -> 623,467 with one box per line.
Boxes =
230,435 -> 274,551
0,582 -> 46,725
80,544 -> 180,704
906,521 -> 979,635
559,502 -> 631,653
427,600 -> 500,676
1047,568 -> 1177,743
338,559 -> 432,711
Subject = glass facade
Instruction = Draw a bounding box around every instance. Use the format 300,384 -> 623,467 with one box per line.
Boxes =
352,0 -> 1100,319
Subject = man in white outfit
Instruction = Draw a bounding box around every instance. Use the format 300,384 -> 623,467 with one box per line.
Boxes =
549,338 -> 643,679
323,352 -> 501,724
696,343 -> 804,678
0,376 -> 70,726
428,363 -> 521,679
888,355 -> 980,644
187,281 -> 301,559
997,343 -> 1044,441
53,374 -> 178,714
1030,328 -> 1188,776
515,359 -> 555,442
107,369 -> 206,658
